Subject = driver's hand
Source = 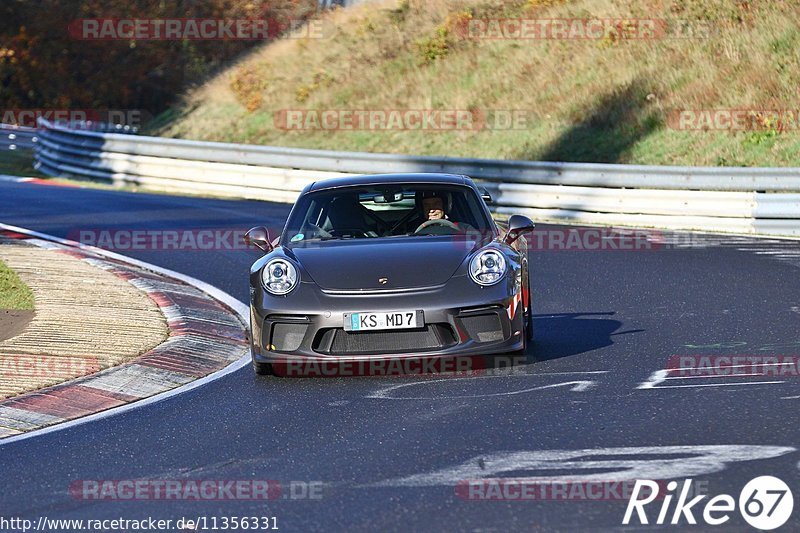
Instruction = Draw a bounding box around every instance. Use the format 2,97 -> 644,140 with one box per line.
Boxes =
427,208 -> 444,220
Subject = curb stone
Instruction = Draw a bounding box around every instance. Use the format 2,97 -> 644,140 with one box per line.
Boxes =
0,229 -> 249,438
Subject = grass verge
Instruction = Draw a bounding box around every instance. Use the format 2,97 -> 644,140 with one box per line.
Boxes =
0,151 -> 45,178
152,0 -> 800,166
0,259 -> 34,310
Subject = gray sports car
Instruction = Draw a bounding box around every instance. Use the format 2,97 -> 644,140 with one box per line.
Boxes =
245,173 -> 534,376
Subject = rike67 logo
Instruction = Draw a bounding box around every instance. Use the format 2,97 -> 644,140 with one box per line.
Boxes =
624,476 -> 793,530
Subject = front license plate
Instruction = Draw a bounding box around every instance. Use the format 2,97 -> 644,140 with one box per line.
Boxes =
344,311 -> 422,332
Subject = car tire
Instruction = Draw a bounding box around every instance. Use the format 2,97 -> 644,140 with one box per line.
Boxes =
526,307 -> 534,343
511,317 -> 528,357
253,361 -> 274,376
510,273 -> 533,357
525,272 -> 534,343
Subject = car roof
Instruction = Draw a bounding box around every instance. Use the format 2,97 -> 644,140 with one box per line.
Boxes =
306,173 -> 470,192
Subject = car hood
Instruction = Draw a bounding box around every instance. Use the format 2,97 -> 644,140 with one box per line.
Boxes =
289,237 -> 479,291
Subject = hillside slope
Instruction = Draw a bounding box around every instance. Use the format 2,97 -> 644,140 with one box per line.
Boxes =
153,0 -> 800,166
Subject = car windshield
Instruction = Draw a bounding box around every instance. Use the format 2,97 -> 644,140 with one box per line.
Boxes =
282,184 -> 493,244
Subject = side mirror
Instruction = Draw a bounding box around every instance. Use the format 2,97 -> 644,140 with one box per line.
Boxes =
244,226 -> 273,253
504,214 -> 535,245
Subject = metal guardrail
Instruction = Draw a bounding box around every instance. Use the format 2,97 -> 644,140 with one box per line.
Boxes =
34,119 -> 800,236
0,124 -> 38,151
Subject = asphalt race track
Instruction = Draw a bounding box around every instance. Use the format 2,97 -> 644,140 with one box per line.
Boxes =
1,179 -> 799,531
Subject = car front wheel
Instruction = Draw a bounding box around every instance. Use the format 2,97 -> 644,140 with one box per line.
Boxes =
253,361 -> 273,376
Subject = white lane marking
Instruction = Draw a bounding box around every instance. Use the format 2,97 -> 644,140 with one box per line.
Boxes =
0,175 -> 29,183
665,373 -> 774,380
483,370 -> 608,378
0,223 -> 250,448
367,376 -> 596,400
668,362 -> 796,371
371,445 -> 796,487
646,381 -> 785,389
781,395 -> 800,400
639,362 -> 793,390
637,369 -> 670,389
532,371 -> 608,375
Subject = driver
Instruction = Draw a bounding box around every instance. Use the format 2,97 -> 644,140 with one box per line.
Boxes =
422,196 -> 446,221
412,194 -> 464,235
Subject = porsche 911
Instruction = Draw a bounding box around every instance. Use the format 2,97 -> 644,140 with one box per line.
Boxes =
245,173 -> 534,375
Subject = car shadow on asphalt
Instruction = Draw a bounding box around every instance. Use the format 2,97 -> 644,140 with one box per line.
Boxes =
528,311 -> 642,363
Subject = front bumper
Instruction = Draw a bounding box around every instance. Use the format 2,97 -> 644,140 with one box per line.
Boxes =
249,274 -> 525,365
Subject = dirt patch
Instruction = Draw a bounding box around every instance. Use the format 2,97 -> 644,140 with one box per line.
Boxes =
0,242 -> 168,400
0,309 -> 34,342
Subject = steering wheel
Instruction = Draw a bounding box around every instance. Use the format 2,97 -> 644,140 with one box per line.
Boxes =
414,219 -> 461,234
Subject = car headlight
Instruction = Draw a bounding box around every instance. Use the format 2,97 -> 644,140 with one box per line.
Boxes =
262,258 -> 299,295
469,249 -> 507,286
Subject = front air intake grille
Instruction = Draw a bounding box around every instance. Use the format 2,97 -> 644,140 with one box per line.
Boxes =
270,322 -> 308,352
460,313 -> 504,343
315,325 -> 456,355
